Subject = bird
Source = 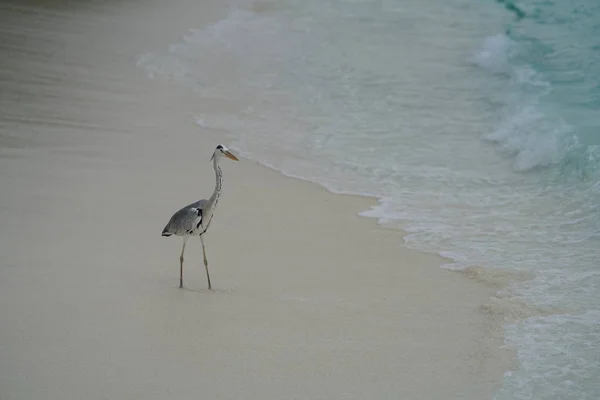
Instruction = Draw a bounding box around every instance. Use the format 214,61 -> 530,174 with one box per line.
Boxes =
161,144 -> 239,289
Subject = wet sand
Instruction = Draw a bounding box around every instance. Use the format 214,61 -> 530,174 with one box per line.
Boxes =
0,1 -> 512,399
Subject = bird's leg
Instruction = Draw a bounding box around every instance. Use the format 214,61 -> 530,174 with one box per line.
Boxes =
200,235 -> 212,290
179,237 -> 188,288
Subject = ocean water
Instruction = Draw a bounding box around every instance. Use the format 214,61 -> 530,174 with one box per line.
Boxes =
138,0 -> 600,398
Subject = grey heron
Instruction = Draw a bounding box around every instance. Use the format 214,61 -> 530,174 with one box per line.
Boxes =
161,144 -> 239,289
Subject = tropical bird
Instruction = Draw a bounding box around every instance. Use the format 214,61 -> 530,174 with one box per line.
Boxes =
161,144 -> 239,289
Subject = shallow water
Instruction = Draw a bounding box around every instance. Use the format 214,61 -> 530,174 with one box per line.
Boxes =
140,0 -> 600,398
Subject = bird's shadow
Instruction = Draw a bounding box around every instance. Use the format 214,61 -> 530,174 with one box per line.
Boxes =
176,286 -> 234,294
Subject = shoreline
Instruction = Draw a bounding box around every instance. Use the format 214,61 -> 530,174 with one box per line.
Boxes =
0,0 -> 514,399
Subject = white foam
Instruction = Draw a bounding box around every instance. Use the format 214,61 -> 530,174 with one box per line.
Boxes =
496,311 -> 600,400
485,103 -> 577,171
471,34 -> 581,173
469,33 -> 516,73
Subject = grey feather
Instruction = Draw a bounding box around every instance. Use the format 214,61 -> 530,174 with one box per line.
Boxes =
161,199 -> 207,236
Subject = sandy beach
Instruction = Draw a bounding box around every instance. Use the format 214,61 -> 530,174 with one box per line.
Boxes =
0,1 -> 512,399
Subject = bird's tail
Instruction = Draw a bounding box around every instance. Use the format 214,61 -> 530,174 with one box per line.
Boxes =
161,226 -> 173,237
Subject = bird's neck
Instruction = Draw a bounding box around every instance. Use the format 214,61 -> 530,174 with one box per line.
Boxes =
208,158 -> 223,209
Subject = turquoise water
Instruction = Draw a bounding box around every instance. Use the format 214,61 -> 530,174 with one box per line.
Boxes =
139,0 -> 600,398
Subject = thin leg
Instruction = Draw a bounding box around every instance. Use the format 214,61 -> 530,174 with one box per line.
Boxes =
200,235 -> 212,290
179,237 -> 188,288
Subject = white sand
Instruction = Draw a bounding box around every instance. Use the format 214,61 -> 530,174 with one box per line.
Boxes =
0,1 -> 512,399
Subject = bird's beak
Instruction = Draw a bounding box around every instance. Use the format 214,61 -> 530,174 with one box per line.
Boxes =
225,150 -> 239,161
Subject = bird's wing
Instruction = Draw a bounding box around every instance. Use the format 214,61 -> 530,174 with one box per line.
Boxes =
162,199 -> 207,236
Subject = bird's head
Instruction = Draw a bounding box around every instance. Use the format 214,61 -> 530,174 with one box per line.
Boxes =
210,144 -> 239,162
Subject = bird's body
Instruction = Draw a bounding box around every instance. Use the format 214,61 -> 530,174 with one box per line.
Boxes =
161,144 -> 239,289
162,199 -> 207,236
